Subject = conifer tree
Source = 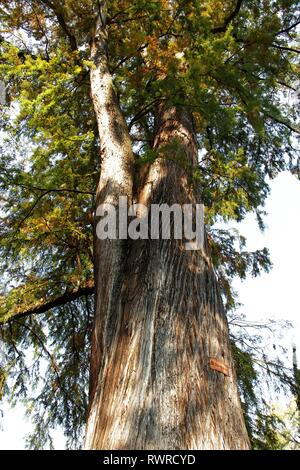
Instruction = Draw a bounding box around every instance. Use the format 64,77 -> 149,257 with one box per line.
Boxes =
0,0 -> 299,449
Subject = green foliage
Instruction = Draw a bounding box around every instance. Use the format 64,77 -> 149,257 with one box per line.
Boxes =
252,401 -> 300,450
229,313 -> 299,448
231,340 -> 259,439
0,296 -> 92,448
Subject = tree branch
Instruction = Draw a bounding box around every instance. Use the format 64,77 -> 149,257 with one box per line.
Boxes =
271,44 -> 300,54
40,0 -> 77,51
14,320 -> 83,413
14,186 -> 93,231
212,0 -> 244,34
1,280 -> 95,325
266,114 -> 299,134
96,0 -> 108,28
276,20 -> 300,36
14,183 -> 94,196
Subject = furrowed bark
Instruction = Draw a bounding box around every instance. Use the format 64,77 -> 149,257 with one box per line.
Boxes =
85,11 -> 134,444
85,97 -> 250,448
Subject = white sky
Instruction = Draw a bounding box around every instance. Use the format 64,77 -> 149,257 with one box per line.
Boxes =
232,171 -> 300,354
0,170 -> 299,449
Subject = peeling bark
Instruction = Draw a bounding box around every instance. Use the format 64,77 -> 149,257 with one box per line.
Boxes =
85,87 -> 250,448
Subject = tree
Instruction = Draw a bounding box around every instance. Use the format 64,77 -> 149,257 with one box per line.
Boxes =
0,0 -> 299,449
252,399 -> 300,450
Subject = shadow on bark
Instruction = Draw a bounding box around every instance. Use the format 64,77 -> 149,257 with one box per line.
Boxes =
86,165 -> 250,450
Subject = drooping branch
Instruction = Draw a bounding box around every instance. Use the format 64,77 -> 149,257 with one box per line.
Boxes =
0,280 -> 95,325
14,319 -> 84,413
212,0 -> 244,34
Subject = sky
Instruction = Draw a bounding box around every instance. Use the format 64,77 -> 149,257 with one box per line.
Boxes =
232,171 -> 300,353
0,170 -> 300,449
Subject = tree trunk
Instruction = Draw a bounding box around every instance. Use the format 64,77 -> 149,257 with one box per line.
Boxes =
87,15 -> 135,423
85,15 -> 250,448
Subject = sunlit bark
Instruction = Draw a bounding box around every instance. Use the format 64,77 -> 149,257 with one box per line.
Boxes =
85,17 -> 250,450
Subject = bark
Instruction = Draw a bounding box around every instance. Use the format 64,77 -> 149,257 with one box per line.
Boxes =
85,5 -> 249,450
85,84 -> 250,448
87,14 -> 134,420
